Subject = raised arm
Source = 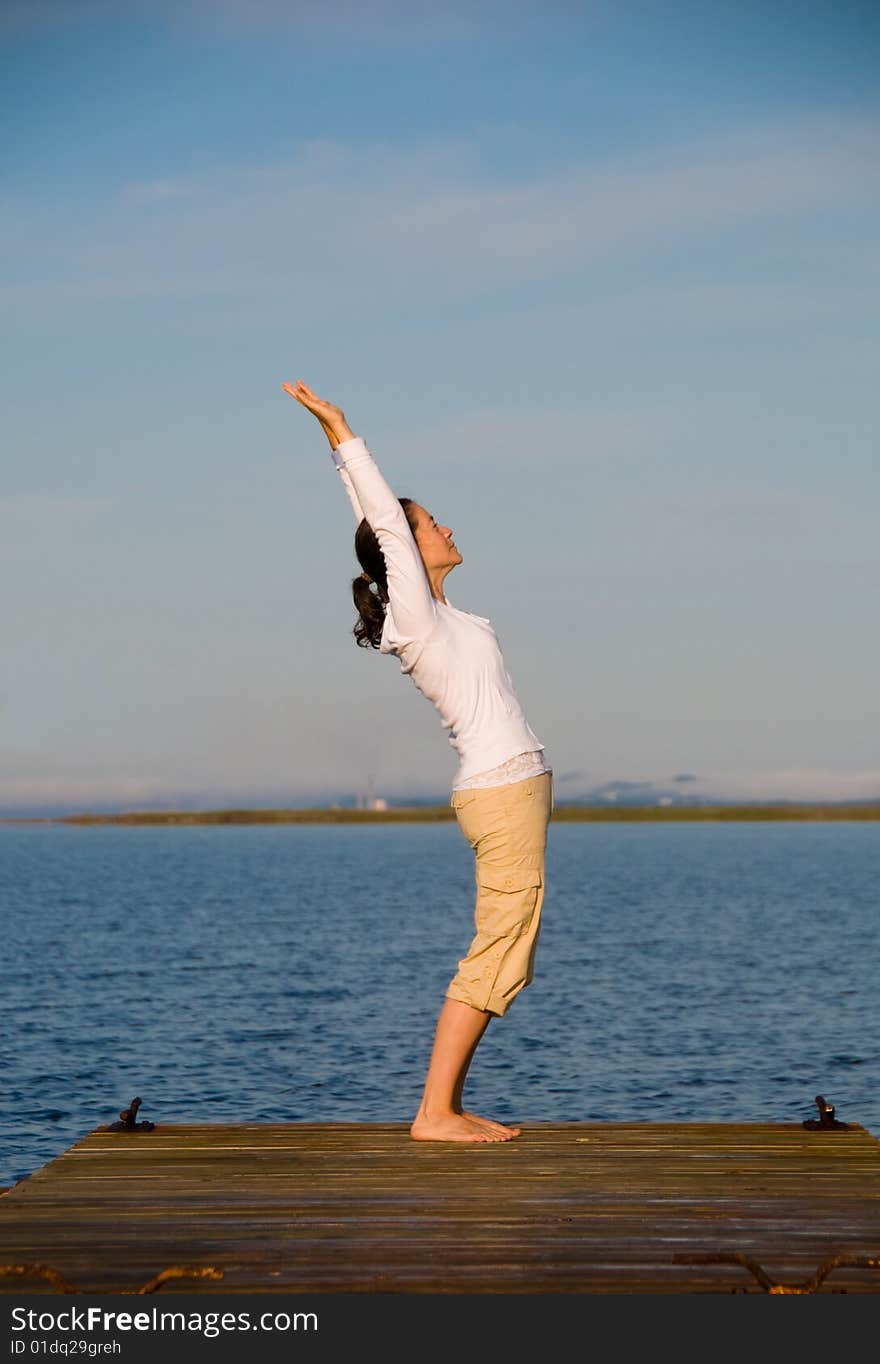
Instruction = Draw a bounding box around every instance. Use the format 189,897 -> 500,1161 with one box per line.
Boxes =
282,378 -> 437,642
280,380 -> 365,522
336,462 -> 366,526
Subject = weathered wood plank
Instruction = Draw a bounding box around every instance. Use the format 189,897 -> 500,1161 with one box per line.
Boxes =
2,1123 -> 879,1294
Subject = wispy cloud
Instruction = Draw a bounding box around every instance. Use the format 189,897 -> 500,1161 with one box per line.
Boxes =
3,114 -> 877,308
657,487 -> 844,534
1,0 -> 588,42
386,402 -> 682,466
575,271 -> 880,333
0,0 -> 112,32
177,0 -> 564,45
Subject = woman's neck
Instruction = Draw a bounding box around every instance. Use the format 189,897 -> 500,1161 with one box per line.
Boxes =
429,565 -> 453,604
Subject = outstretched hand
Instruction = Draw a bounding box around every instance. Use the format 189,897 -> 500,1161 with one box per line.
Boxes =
282,378 -> 353,449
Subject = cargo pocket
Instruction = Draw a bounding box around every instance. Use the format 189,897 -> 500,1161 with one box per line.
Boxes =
478,865 -> 542,893
474,864 -> 542,936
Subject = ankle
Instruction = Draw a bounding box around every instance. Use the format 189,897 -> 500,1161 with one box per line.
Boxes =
416,1099 -> 455,1121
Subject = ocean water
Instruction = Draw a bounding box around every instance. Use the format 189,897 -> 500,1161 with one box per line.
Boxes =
1,819 -> 877,1187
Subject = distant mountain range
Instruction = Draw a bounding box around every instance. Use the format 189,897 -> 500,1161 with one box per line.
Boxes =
338,778 -> 880,810
564,779 -> 723,807
4,777 -> 880,820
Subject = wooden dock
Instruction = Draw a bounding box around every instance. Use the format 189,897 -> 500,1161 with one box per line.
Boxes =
2,1122 -> 879,1294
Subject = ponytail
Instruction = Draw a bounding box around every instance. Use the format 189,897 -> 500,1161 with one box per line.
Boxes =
352,498 -> 419,650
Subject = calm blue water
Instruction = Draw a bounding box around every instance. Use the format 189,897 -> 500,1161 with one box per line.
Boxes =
1,820 -> 877,1187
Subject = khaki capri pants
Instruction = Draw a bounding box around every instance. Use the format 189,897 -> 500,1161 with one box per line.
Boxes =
446,770 -> 553,1017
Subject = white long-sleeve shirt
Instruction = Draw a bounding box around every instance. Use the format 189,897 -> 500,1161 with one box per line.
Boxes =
331,435 -> 549,790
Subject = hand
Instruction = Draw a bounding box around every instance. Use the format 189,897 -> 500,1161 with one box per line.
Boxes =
282,378 -> 354,447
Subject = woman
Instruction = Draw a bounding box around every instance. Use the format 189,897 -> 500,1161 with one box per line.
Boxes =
283,378 -> 554,1142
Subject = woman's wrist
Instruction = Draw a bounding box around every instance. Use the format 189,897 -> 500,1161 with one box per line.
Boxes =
319,418 -> 354,451
332,420 -> 355,445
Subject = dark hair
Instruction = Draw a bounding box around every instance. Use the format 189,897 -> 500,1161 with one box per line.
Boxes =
352,497 -> 420,649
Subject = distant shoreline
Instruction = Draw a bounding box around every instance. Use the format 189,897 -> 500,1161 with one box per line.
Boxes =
3,803 -> 880,825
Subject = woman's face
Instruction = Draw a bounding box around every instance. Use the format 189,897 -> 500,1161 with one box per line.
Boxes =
411,504 -> 463,572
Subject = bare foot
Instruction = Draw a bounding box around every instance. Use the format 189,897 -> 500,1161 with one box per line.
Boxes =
410,1111 -> 512,1142
462,1111 -> 521,1138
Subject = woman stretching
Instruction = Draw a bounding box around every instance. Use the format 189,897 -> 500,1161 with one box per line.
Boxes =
283,378 -> 554,1143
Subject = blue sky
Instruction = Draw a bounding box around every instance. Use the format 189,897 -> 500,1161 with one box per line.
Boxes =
2,0 -> 879,812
